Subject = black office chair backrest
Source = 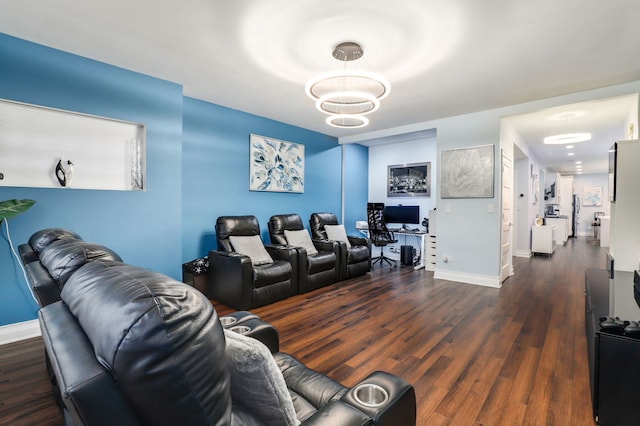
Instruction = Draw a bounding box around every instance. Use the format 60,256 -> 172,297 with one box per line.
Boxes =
367,203 -> 395,245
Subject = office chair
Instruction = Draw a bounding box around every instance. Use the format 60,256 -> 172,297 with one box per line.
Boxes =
367,203 -> 398,268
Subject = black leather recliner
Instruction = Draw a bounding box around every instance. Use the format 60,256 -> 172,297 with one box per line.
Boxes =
268,214 -> 339,293
310,213 -> 371,280
26,228 -> 416,425
208,215 -> 299,310
19,228 -> 122,307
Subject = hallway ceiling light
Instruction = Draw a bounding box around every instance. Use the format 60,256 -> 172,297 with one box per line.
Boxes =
543,133 -> 592,144
305,42 -> 390,129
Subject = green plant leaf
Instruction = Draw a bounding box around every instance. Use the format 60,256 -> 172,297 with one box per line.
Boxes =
0,199 -> 36,222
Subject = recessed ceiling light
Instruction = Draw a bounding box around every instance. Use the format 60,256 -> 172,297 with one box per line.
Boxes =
566,145 -> 574,149
568,152 -> 575,156
576,161 -> 583,164
544,133 -> 592,144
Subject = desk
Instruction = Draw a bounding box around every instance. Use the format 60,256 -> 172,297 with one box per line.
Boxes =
391,230 -> 427,270
358,228 -> 428,270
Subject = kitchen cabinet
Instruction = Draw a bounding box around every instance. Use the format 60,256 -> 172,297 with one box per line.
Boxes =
531,225 -> 554,255
545,217 -> 569,245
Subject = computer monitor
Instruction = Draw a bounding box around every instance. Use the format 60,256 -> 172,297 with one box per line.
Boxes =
383,205 -> 420,229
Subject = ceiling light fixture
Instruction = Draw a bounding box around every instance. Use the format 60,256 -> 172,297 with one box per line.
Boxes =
305,42 -> 390,129
543,133 -> 592,144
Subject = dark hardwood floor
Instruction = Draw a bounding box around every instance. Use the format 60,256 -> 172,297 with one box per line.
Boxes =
0,238 -> 604,425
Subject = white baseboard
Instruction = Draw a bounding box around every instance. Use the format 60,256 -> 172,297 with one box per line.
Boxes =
0,319 -> 41,345
515,249 -> 532,258
434,269 -> 502,288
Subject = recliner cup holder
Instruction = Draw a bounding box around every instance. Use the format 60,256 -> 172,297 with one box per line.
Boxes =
352,383 -> 389,407
219,316 -> 237,327
229,325 -> 251,335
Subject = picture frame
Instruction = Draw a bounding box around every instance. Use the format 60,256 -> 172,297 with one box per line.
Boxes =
249,134 -> 304,193
583,186 -> 603,207
387,162 -> 431,197
440,144 -> 494,198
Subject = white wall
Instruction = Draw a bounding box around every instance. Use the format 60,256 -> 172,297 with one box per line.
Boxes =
368,136 -> 437,220
367,137 -> 437,262
345,80 -> 640,288
574,173 -> 609,237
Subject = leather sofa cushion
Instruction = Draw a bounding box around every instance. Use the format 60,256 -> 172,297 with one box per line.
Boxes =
39,239 -> 123,287
254,260 -> 293,288
308,251 -> 336,274
60,260 -> 231,426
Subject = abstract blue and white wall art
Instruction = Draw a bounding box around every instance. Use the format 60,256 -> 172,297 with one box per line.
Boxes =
250,134 -> 304,193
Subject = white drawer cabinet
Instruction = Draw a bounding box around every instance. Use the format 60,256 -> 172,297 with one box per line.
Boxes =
425,235 -> 436,271
532,225 -> 555,255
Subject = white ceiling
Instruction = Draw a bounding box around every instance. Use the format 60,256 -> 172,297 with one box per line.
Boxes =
2,0 -> 640,173
507,94 -> 637,175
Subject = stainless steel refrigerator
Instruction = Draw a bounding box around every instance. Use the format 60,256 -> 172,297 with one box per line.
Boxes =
571,194 -> 580,237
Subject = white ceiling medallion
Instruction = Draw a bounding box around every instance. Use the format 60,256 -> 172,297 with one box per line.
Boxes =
306,42 -> 390,129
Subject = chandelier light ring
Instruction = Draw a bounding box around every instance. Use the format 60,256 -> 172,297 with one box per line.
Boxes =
315,91 -> 380,115
305,70 -> 391,103
326,114 -> 369,129
306,42 -> 390,128
543,133 -> 592,144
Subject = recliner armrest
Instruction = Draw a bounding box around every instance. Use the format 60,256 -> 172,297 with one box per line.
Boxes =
312,239 -> 340,253
341,371 -> 416,426
208,250 -> 254,310
18,243 -> 38,265
348,235 -> 370,248
302,400 -> 373,426
264,244 -> 297,263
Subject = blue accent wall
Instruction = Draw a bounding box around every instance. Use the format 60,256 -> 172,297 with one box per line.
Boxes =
181,97 -> 341,261
0,34 -> 343,327
0,34 -> 183,325
343,144 -> 369,235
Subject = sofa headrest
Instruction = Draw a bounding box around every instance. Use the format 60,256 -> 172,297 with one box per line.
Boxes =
28,228 -> 82,254
61,260 -> 231,426
216,215 -> 261,252
268,214 -> 304,245
309,213 -> 339,240
39,239 -> 123,288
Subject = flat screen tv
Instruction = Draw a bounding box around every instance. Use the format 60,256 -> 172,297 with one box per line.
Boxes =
383,205 -> 420,227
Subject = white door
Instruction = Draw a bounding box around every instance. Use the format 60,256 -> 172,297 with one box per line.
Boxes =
501,153 -> 513,282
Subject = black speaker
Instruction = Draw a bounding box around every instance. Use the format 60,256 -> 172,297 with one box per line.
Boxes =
401,245 -> 413,265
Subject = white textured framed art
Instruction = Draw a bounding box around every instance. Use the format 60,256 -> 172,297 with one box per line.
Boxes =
249,134 -> 304,193
440,144 -> 494,198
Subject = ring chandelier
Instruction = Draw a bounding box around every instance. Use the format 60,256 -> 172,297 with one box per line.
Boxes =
305,42 -> 390,129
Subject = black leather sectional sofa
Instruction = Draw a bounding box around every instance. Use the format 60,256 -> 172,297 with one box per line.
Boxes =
21,228 -> 416,425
